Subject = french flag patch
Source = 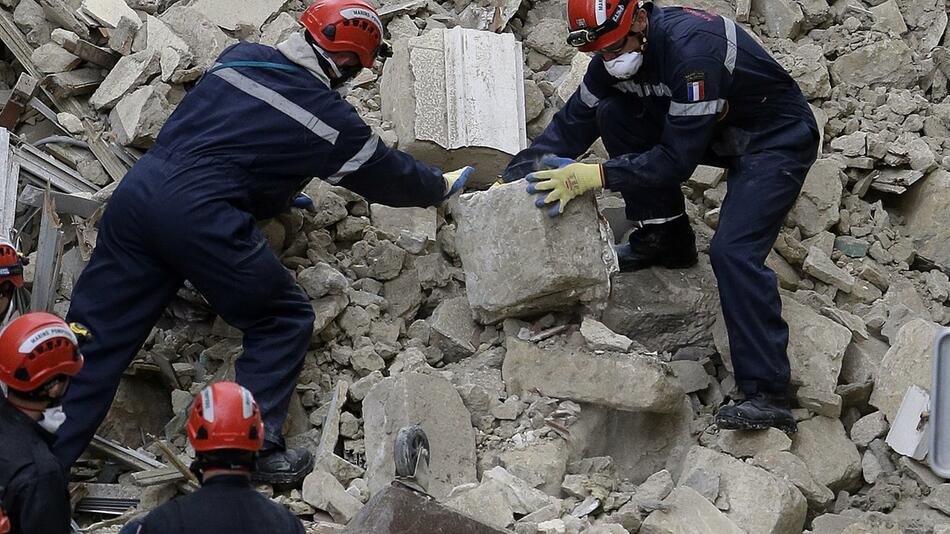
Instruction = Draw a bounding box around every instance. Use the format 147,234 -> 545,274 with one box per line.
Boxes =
687,81 -> 705,102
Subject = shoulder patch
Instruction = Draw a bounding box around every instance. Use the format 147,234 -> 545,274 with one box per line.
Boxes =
684,71 -> 705,83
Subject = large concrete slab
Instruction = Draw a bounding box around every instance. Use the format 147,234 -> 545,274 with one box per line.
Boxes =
187,0 -> 289,31
900,169 -> 950,271
381,28 -> 527,186
363,372 -> 477,500
343,484 -> 508,534
503,336 -> 685,414
454,181 -> 614,324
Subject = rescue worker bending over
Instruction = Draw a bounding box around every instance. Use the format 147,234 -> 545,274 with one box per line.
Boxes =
55,0 -> 474,484
120,382 -> 305,534
0,313 -> 85,534
505,0 -> 819,432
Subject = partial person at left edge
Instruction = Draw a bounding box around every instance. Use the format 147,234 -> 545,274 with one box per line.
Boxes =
0,313 -> 89,534
53,0 -> 474,486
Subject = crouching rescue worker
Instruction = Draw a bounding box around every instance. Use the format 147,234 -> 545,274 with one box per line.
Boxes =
55,0 -> 474,484
0,313 -> 85,534
119,382 -> 305,534
504,0 -> 819,432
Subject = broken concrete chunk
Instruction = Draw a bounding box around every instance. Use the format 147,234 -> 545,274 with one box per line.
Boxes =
718,428 -> 792,458
429,296 -> 478,362
455,181 -> 613,323
804,246 -> 855,292
678,446 -> 806,534
81,0 -> 141,29
850,411 -> 889,447
90,50 -> 161,110
669,360 -> 710,394
260,12 -> 301,47
580,317 -> 633,352
602,256 -> 719,353
796,386 -> 843,418
302,470 -> 363,524
188,0 -> 287,31
31,43 -> 80,74
444,480 -> 514,530
381,28 -> 527,184
109,84 -> 173,148
787,159 -> 843,238
298,263 -> 349,300
640,486 -> 744,534
790,416 -> 862,493
482,466 -> 556,516
503,336 -> 685,413
370,204 -> 437,243
160,6 -> 237,71
752,450 -> 835,510
829,39 -> 915,88
752,0 -> 804,38
363,372 -> 477,499
869,318 -> 941,422
900,169 -> 950,272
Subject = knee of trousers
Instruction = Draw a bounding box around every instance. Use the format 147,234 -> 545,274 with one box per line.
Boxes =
596,97 -> 637,142
709,235 -> 741,273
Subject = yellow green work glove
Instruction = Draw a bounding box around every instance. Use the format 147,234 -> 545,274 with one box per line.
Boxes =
526,157 -> 604,217
443,166 -> 475,200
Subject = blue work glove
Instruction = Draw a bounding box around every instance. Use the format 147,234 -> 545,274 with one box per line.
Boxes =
292,193 -> 315,211
443,166 -> 475,199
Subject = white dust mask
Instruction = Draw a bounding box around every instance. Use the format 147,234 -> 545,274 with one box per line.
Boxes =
604,51 -> 644,79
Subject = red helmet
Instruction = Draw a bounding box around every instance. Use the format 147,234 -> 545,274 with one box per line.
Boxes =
187,382 -> 264,453
0,313 -> 83,393
0,506 -> 9,534
301,0 -> 384,69
567,0 -> 640,52
0,237 -> 23,294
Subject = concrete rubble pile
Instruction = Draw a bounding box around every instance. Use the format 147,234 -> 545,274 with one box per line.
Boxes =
0,0 -> 949,532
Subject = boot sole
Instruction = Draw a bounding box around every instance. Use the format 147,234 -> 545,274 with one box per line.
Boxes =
251,453 -> 316,486
716,414 -> 798,434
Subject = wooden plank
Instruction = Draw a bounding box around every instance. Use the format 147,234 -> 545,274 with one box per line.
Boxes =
89,435 -> 166,472
0,128 -> 15,235
18,184 -> 102,218
131,466 -> 186,487
30,191 -> 64,312
62,36 -> 119,68
155,441 -> 201,487
0,73 -> 39,129
44,68 -> 105,99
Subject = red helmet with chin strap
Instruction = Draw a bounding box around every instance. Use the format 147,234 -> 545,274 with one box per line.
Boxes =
187,382 -> 264,453
301,0 -> 384,69
567,0 -> 641,52
0,313 -> 83,393
0,237 -> 23,297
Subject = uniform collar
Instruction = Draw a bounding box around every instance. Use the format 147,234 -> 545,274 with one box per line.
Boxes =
276,32 -> 332,88
0,395 -> 55,446
202,474 -> 254,487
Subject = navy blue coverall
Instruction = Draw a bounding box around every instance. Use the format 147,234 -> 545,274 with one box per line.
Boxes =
505,5 -> 819,396
55,34 -> 447,469
118,475 -> 305,534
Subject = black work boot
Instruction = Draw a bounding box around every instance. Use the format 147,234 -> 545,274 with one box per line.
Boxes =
716,393 -> 798,434
614,215 -> 698,272
253,446 -> 314,485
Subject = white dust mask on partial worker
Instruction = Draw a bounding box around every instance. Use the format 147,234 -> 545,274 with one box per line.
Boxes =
604,51 -> 644,79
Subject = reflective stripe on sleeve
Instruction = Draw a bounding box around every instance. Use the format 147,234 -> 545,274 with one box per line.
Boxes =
669,99 -> 726,116
327,135 -> 380,184
723,17 -> 738,74
211,68 -> 340,145
579,81 -> 600,107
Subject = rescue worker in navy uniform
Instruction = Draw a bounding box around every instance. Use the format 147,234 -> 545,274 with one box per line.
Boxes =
119,382 -> 306,534
55,0 -> 474,483
0,313 -> 86,534
505,0 -> 819,432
